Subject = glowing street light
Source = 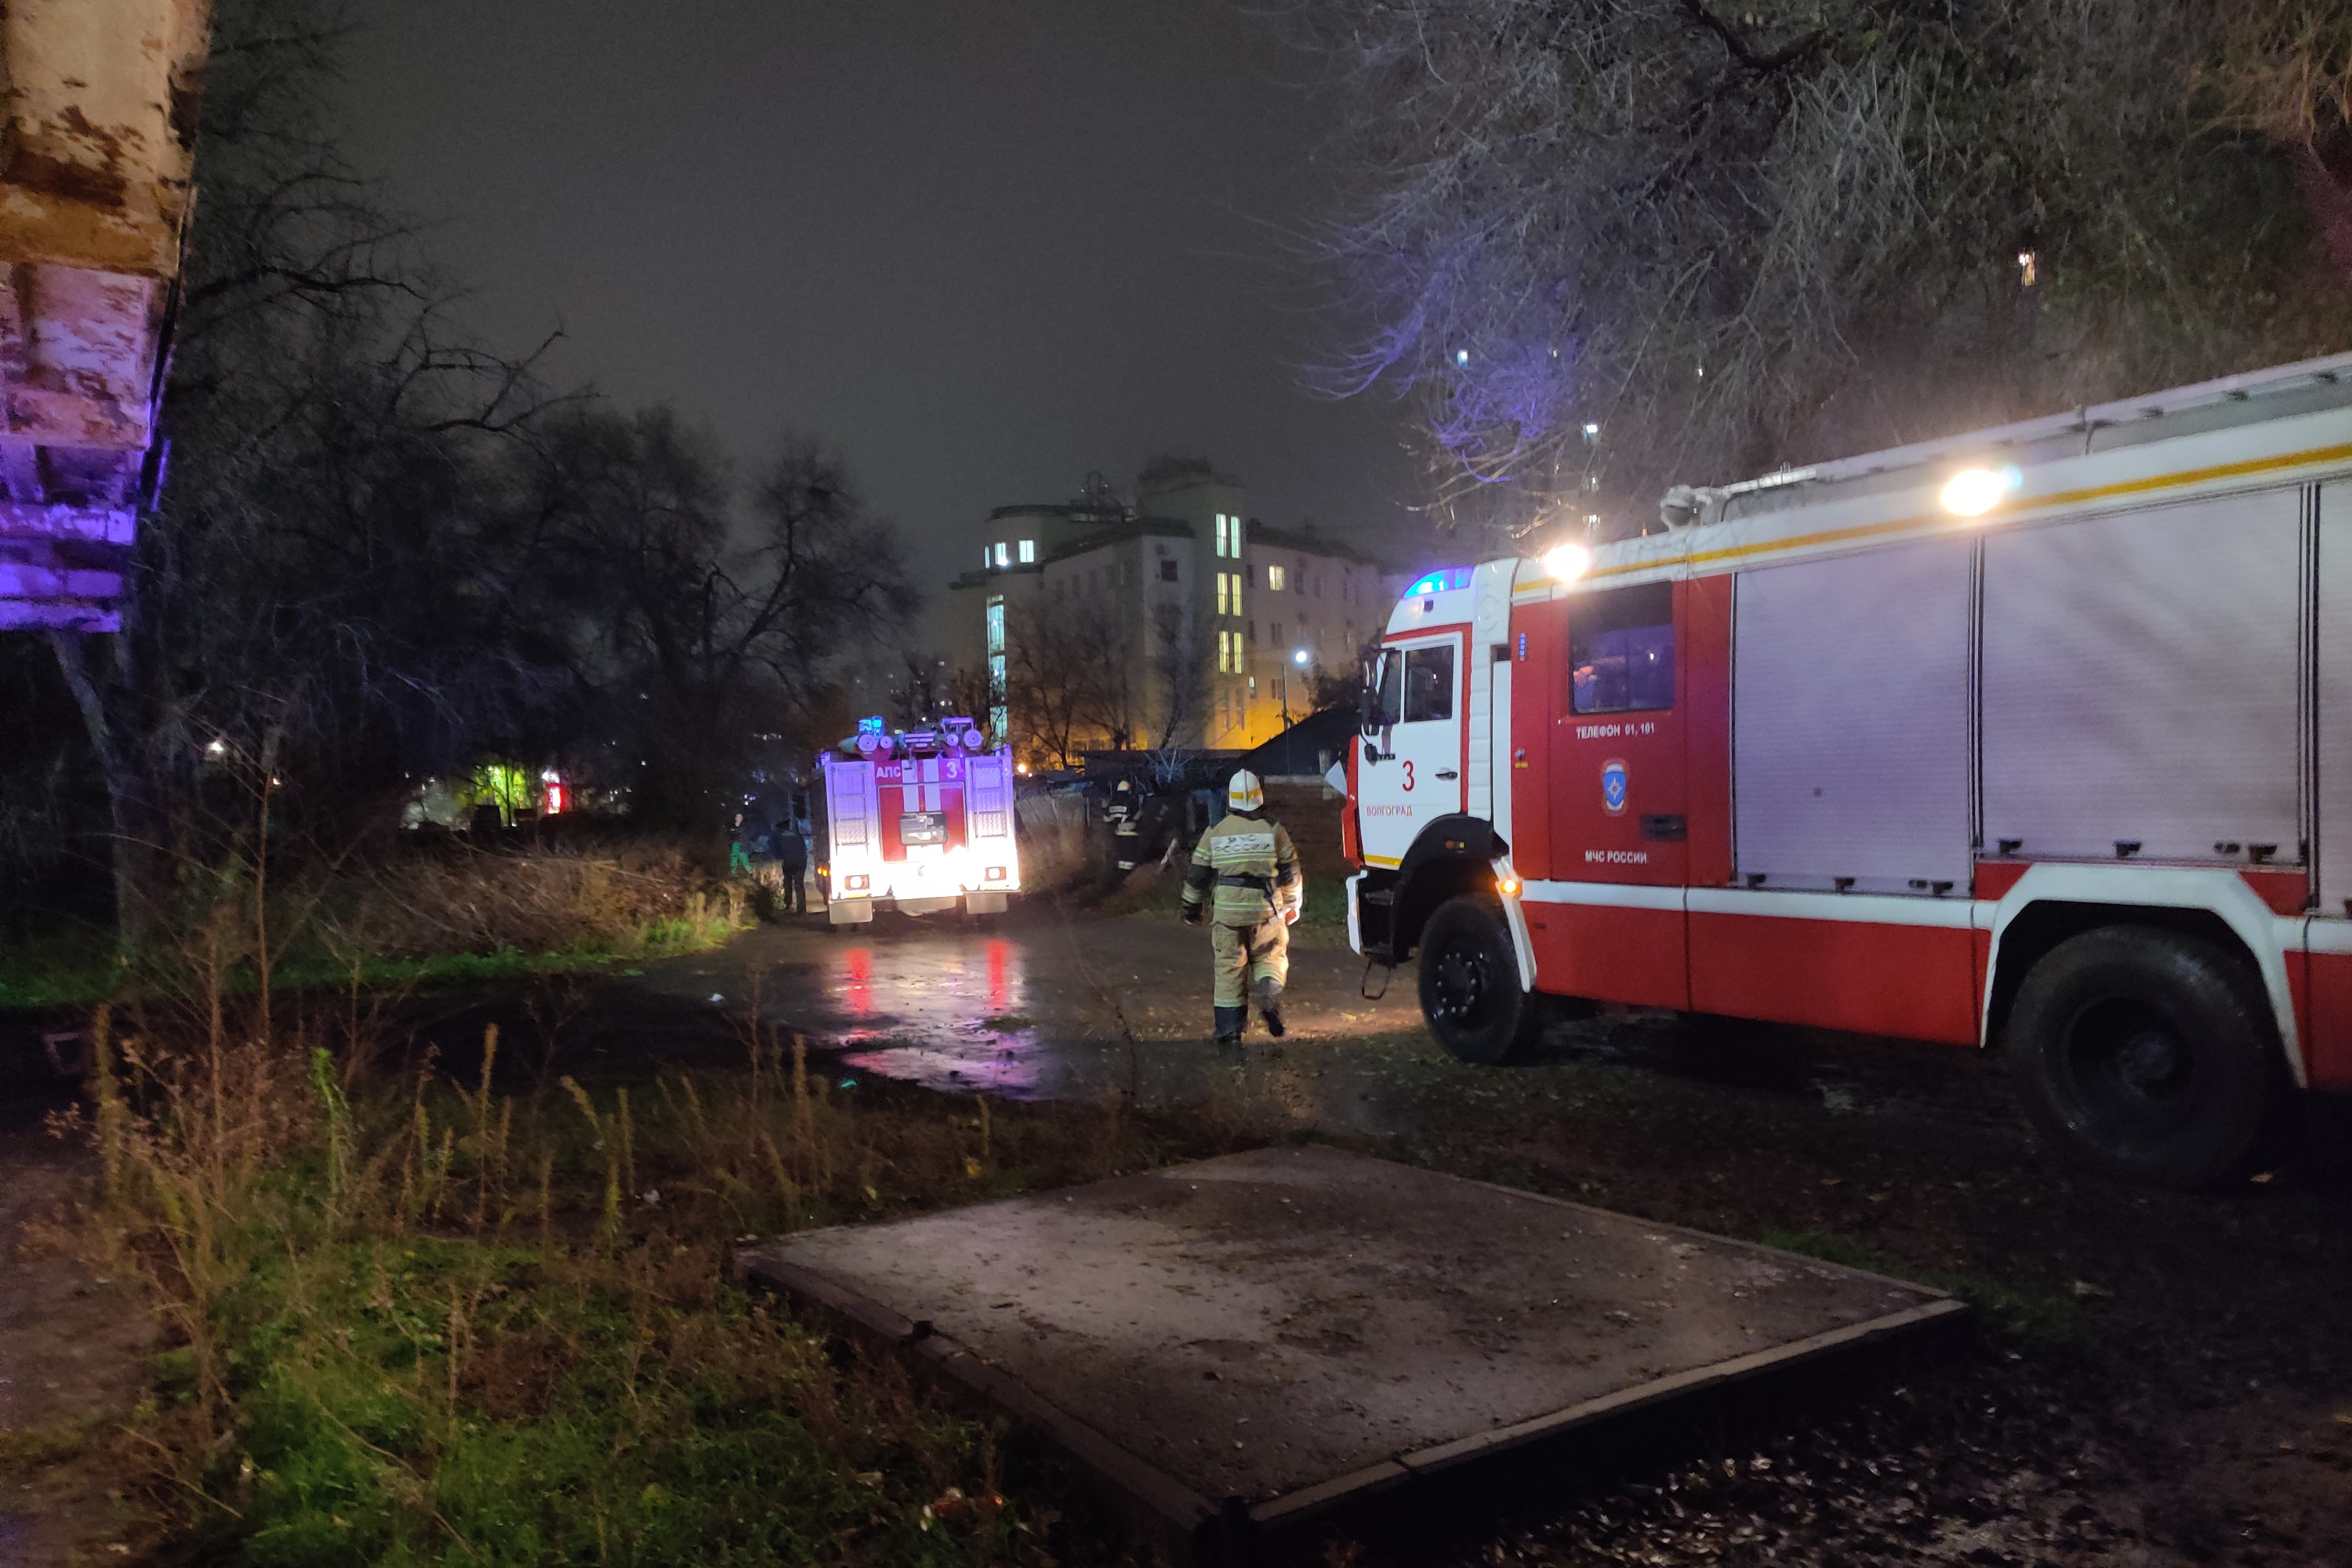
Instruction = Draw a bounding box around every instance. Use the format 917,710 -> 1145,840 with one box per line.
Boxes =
1292,648 -> 1311,666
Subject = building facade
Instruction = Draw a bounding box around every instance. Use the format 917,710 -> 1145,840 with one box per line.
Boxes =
945,462 -> 1404,764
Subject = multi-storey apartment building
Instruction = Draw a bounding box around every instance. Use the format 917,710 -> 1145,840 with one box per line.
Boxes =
945,461 -> 1403,762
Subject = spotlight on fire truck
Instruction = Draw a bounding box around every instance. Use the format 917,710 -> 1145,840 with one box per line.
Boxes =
1543,543 -> 1592,583
1940,465 -> 2022,517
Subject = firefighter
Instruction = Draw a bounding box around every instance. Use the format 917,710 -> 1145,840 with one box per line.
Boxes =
1180,768 -> 1302,1045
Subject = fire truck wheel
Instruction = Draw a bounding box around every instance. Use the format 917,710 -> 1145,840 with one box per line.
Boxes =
1418,895 -> 1546,1065
2007,927 -> 2279,1191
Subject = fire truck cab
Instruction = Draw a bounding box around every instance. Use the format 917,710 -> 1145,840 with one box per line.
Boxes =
1348,354 -> 2352,1189
814,717 -> 1020,924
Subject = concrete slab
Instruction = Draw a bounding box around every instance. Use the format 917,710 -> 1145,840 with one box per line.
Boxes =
739,1145 -> 1964,1560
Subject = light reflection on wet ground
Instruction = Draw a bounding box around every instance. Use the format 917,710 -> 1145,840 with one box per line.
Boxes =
645,911 -> 1430,1117
643,910 -> 1917,1126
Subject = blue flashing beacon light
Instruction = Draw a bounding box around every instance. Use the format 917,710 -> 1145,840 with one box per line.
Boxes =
1407,567 -> 1473,597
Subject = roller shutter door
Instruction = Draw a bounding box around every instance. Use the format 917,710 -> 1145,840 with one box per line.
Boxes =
1980,489 -> 2302,864
1733,536 -> 1974,894
2319,488 -> 2352,914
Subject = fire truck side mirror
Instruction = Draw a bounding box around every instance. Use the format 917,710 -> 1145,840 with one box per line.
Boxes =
1358,663 -> 1377,736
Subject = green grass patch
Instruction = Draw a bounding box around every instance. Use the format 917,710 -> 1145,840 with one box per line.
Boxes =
199,1237 -> 1007,1568
1759,1228 -> 2085,1351
0,927 -> 125,1010
1,922 -> 741,1014
0,1419 -> 100,1468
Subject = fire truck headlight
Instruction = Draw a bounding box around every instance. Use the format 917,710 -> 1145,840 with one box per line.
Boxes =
1543,543 -> 1590,583
845,873 -> 869,892
1940,465 -> 2021,517
985,866 -> 1006,881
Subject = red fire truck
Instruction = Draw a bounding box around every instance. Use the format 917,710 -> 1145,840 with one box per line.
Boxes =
814,717 -> 1020,924
1346,354 -> 2352,1189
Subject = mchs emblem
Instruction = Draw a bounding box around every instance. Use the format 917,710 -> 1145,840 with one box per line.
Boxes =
1601,758 -> 1629,815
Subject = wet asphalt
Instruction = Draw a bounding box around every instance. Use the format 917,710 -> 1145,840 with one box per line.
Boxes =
630,902 -> 1433,1117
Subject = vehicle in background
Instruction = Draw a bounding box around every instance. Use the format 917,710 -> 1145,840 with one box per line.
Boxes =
814,716 -> 1019,924
1343,353 -> 2352,1189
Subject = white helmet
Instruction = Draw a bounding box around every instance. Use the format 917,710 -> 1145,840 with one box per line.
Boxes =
1227,768 -> 1264,812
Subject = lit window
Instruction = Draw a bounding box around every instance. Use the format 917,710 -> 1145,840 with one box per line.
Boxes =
988,653 -> 1007,700
1268,564 -> 1286,592
1216,573 -> 1229,617
981,546 -> 990,570
1214,514 -> 1228,557
1229,514 -> 1243,557
986,595 -> 1005,655
1018,539 -> 1035,563
993,542 -> 1008,567
1231,575 -> 1243,620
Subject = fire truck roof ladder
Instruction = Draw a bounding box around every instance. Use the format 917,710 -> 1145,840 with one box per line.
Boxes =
1662,350 -> 2352,532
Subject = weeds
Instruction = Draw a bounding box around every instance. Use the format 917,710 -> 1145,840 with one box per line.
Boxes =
1759,1228 -> 2086,1352
52,913 -> 1207,1565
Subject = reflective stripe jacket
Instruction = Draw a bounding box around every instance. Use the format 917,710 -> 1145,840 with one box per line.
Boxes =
1181,811 -> 1301,926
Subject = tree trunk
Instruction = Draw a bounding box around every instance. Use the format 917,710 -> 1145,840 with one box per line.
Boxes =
47,629 -> 155,951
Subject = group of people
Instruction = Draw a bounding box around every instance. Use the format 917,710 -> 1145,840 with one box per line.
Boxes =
730,808 -> 811,913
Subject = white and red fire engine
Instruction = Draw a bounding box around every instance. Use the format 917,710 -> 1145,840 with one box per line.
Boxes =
815,716 -> 1020,924
1346,353 -> 2352,1189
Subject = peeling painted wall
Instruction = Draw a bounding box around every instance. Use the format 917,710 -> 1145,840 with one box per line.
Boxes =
0,0 -> 212,633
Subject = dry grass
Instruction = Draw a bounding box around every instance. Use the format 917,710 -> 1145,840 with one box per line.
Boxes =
44,905 -> 1226,1565
311,837 -> 742,964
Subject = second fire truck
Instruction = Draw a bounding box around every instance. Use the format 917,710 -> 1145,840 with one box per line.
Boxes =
814,717 -> 1020,924
1347,354 -> 2352,1189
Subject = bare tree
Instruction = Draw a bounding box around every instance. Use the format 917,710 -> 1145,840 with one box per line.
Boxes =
887,651 -> 992,729
1004,599 -> 1131,769
39,0 -> 571,936
1145,598 -> 1207,753
1286,0 -> 2352,539
518,413 -> 917,831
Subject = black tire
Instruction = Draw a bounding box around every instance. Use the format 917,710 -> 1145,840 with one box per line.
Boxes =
1417,894 -> 1549,1065
2006,926 -> 2281,1190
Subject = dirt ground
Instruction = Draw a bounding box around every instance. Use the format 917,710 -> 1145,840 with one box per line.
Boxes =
0,1076 -> 157,1566
2,887 -> 2349,1566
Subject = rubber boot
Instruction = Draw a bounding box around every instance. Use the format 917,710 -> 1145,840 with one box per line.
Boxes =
1213,1004 -> 1247,1046
1254,978 -> 1286,1039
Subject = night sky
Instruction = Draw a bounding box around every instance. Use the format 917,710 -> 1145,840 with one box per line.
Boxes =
338,0 -> 1427,642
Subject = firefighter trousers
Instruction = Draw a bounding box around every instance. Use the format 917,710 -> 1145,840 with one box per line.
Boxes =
1210,916 -> 1289,1010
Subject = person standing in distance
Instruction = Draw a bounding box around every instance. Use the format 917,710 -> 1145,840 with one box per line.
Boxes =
1180,769 -> 1302,1045
775,811 -> 809,915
